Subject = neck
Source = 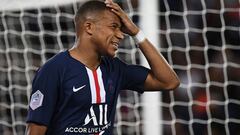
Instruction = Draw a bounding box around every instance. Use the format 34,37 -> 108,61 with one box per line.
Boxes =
69,39 -> 101,70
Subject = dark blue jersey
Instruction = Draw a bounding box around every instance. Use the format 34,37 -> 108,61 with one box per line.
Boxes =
26,50 -> 149,135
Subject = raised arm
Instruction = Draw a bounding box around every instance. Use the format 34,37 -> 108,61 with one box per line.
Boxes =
105,0 -> 180,91
138,38 -> 180,90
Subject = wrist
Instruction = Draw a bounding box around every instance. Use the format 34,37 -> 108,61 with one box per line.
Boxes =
132,28 -> 140,36
132,29 -> 146,47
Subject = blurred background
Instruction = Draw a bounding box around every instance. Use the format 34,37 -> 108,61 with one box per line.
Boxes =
0,0 -> 239,135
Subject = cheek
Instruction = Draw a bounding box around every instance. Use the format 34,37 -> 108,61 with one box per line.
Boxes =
103,33 -> 114,46
105,32 -> 113,40
97,29 -> 115,49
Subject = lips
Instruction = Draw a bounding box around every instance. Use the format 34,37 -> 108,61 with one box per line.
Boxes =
111,41 -> 119,49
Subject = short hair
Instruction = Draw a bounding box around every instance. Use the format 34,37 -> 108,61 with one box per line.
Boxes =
74,0 -> 108,36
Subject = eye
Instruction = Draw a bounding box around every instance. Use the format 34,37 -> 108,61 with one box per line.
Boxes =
111,25 -> 118,29
109,24 -> 120,30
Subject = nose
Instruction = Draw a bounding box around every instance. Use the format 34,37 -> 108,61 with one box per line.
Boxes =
115,30 -> 124,40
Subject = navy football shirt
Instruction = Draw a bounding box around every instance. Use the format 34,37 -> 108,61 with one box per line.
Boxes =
27,50 -> 149,135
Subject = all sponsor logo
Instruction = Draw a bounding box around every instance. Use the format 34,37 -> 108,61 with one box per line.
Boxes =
65,104 -> 110,134
73,85 -> 86,92
30,90 -> 44,110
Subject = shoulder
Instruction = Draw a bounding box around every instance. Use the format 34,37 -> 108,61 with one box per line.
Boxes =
32,51 -> 69,85
38,51 -> 68,73
102,57 -> 127,68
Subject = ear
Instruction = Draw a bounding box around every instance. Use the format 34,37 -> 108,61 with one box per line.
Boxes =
83,21 -> 94,35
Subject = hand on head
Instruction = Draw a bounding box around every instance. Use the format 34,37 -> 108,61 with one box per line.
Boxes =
104,0 -> 139,36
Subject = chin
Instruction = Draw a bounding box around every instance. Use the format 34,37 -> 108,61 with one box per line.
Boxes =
108,54 -> 116,58
106,52 -> 116,58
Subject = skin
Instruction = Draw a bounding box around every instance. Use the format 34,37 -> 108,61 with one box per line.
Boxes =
104,0 -> 180,90
27,0 -> 180,134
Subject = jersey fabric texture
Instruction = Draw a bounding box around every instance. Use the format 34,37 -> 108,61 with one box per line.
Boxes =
26,50 -> 149,135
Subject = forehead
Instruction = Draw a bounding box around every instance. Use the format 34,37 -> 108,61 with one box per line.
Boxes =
98,10 -> 121,25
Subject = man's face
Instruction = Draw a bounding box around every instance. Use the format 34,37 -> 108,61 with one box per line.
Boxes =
91,10 -> 124,58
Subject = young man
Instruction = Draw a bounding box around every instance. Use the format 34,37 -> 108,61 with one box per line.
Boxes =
26,0 -> 180,134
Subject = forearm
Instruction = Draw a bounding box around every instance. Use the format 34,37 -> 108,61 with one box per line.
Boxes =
26,123 -> 47,135
138,38 -> 180,89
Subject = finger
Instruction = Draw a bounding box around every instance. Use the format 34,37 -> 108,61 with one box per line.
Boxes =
106,4 -> 117,10
106,2 -> 122,12
110,8 -> 121,16
109,2 -> 121,8
105,0 -> 113,4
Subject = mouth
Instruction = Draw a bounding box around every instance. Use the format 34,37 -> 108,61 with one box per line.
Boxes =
112,42 -> 119,49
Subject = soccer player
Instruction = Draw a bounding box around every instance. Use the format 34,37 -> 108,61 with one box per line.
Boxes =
26,0 -> 180,134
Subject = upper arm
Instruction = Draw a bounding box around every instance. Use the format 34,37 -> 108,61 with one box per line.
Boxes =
26,62 -> 60,126
26,123 -> 47,135
121,64 -> 149,93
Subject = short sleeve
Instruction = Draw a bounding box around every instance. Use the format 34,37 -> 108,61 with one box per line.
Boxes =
26,63 -> 60,126
119,60 -> 149,93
